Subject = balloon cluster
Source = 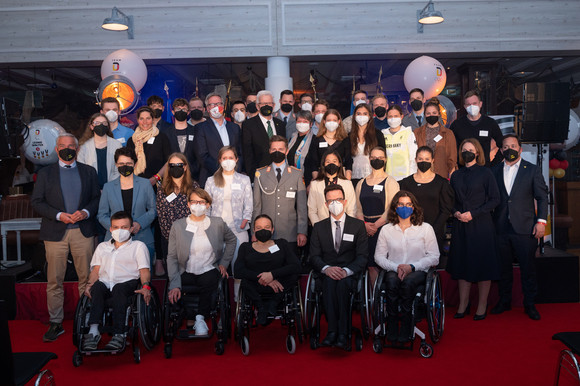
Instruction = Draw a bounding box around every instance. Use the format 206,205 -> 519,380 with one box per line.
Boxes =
549,150 -> 569,178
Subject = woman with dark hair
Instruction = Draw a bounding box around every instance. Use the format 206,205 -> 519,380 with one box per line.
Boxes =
307,150 -> 356,224
399,146 -> 454,253
382,105 -> 418,181
78,113 -> 123,189
234,214 -> 301,325
374,190 -> 439,343
447,138 -> 500,321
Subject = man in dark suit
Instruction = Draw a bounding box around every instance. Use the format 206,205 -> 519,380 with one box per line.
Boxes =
194,92 -> 242,186
242,90 -> 285,181
491,134 -> 548,320
31,133 -> 100,341
309,185 -> 368,350
164,98 -> 199,181
273,89 -> 296,140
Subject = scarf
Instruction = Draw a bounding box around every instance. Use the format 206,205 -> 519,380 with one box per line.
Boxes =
132,126 -> 159,176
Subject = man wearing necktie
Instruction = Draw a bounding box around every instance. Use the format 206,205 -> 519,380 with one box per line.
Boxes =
402,88 -> 426,130
309,185 -> 368,350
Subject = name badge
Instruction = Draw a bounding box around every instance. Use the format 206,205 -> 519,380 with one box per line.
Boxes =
343,233 -> 354,242
118,137 -> 126,143
166,192 -> 177,202
373,184 -> 384,193
434,134 -> 443,142
286,191 -> 296,199
269,244 -> 280,253
319,142 -> 328,148
232,183 -> 241,190
188,135 -> 194,141
147,137 -> 155,144
186,224 -> 197,233
479,130 -> 488,137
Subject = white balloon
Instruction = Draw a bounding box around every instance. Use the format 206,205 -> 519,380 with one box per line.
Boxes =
101,49 -> 147,91
404,56 -> 447,99
22,119 -> 66,165
564,109 -> 580,150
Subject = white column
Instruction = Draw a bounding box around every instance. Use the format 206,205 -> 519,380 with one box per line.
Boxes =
265,56 -> 293,112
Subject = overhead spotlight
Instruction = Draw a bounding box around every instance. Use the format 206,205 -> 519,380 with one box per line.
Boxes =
102,7 -> 134,39
417,1 -> 444,33
96,75 -> 139,113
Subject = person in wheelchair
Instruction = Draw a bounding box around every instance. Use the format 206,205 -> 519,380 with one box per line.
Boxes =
234,214 -> 301,326
374,190 -> 439,343
167,188 -> 237,336
83,211 -> 152,351
309,184 -> 368,350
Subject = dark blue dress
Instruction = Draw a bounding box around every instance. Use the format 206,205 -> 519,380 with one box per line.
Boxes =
359,177 -> 387,267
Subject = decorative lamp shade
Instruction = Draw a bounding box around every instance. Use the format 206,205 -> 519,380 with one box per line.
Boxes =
97,75 -> 138,113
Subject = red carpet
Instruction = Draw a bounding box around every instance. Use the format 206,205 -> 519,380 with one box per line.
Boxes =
9,303 -> 580,386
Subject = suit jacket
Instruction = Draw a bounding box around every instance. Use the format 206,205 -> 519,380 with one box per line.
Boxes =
492,159 -> 549,235
242,115 -> 286,181
402,113 -> 425,130
166,216 -> 237,290
309,215 -> 368,275
77,136 -> 123,183
194,119 -> 242,186
274,110 -> 296,140
205,172 -> 253,231
31,162 -> 100,241
97,176 -> 157,246
307,178 -> 357,225
164,124 -> 200,181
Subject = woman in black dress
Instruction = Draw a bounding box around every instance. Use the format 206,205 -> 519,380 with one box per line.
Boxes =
234,214 -> 301,326
399,146 -> 454,254
447,138 -> 500,321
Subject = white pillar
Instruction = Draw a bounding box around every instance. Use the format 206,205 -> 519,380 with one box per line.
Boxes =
265,56 -> 293,112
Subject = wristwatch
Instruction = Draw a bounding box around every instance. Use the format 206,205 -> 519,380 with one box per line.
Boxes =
410,264 -> 416,272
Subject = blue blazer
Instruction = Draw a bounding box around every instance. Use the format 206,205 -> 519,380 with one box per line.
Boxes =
97,176 -> 157,246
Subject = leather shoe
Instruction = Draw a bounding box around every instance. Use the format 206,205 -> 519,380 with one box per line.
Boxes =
321,332 -> 337,347
335,334 -> 349,351
473,312 -> 487,321
491,302 -> 511,315
524,305 -> 541,321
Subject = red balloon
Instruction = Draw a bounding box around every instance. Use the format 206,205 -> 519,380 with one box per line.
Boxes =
560,160 -> 569,170
549,159 -> 561,169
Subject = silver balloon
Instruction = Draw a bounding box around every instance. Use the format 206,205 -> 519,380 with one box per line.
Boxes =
436,95 -> 457,128
22,119 -> 66,165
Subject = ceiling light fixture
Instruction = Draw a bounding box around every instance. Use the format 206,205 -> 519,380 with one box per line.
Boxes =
102,7 -> 134,39
417,1 -> 444,33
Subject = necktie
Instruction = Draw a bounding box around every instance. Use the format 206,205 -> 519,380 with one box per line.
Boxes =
284,116 -> 288,124
267,120 -> 273,138
334,221 -> 341,253
417,116 -> 422,126
276,168 -> 281,183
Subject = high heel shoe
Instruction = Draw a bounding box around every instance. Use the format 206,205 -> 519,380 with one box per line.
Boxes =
473,312 -> 487,321
453,302 -> 471,319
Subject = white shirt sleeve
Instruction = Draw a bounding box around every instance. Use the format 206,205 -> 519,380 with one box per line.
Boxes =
374,226 -> 398,272
135,241 -> 151,270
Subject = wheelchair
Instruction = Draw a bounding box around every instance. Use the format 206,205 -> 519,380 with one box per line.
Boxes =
371,267 -> 444,358
234,282 -> 305,355
163,275 -> 230,357
72,287 -> 162,367
304,269 -> 372,351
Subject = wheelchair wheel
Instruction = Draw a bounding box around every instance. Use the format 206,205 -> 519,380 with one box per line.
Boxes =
133,346 -> 141,363
215,341 -> 225,355
72,295 -> 90,348
362,270 -> 373,339
303,271 -> 315,330
286,335 -> 296,354
137,288 -> 161,351
217,278 -> 229,345
372,271 -> 386,334
72,350 -> 83,367
372,337 -> 383,354
420,343 -> 433,358
240,336 -> 250,356
164,343 -> 172,359
355,330 -> 363,352
426,271 -> 445,343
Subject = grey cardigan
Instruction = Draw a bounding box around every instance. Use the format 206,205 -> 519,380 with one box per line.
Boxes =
167,216 -> 237,290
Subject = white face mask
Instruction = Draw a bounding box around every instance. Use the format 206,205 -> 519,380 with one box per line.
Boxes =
355,115 -> 369,126
210,106 -> 223,119
325,121 -> 339,132
190,203 -> 207,217
314,113 -> 324,124
234,110 -> 246,123
296,122 -> 310,133
466,105 -> 480,116
221,159 -> 236,172
354,99 -> 366,106
111,229 -> 131,243
387,117 -> 402,128
105,110 -> 118,123
328,200 -> 344,217
301,102 -> 312,112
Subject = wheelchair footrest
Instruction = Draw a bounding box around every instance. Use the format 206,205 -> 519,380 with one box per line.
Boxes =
177,328 -> 212,340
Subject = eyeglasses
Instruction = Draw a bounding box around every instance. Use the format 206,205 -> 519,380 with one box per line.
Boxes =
396,203 -> 413,208
169,163 -> 185,167
207,102 -> 224,108
93,121 -> 108,126
189,200 -> 207,205
326,198 -> 345,204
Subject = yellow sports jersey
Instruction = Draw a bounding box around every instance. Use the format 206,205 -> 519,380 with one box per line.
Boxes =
382,126 -> 418,181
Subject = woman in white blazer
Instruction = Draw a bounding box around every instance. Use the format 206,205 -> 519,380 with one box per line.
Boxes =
78,113 -> 123,189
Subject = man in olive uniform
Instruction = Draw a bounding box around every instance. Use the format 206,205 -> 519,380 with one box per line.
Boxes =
253,135 -> 307,251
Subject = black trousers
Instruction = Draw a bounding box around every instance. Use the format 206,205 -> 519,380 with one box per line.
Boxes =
497,229 -> 538,306
384,271 -> 427,321
321,275 -> 356,335
240,275 -> 297,307
181,270 -> 219,318
89,279 -> 139,334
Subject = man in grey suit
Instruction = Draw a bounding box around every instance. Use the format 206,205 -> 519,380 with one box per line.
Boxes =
253,135 -> 307,250
274,89 -> 296,140
402,88 -> 426,130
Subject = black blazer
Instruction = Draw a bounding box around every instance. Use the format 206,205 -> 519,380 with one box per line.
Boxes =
492,159 -> 549,235
309,215 -> 368,275
164,124 -> 200,181
193,119 -> 242,186
31,162 -> 101,241
242,115 -> 286,181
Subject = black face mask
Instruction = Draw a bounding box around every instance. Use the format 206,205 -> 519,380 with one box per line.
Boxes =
255,229 -> 272,243
411,99 -> 423,112
370,159 -> 385,170
118,165 -> 134,177
324,163 -> 340,176
462,151 -> 476,164
190,109 -> 204,121
280,103 -> 293,113
374,106 -> 387,118
59,148 -> 76,161
425,115 -> 439,125
93,124 -> 108,137
246,102 -> 258,114
270,151 -> 286,164
503,148 -> 520,162
152,108 -> 163,119
169,165 -> 185,178
174,110 -> 188,122
417,161 -> 432,173
260,105 -> 273,116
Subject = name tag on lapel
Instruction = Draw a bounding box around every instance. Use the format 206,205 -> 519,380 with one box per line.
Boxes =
319,142 -> 328,148
186,224 -> 196,233
232,183 -> 241,191
479,130 -> 488,137
147,137 -> 155,145
118,137 -> 126,144
188,135 -> 194,141
373,184 -> 383,193
286,191 -> 296,198
166,192 -> 177,202
343,233 -> 354,242
434,134 -> 442,142
269,244 -> 280,253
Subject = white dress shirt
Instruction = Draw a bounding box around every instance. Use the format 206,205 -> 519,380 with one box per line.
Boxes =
211,118 -> 231,147
322,213 -> 353,276
374,222 -> 439,272
259,114 -> 277,136
503,158 -> 521,196
90,239 -> 150,290
185,216 -> 216,275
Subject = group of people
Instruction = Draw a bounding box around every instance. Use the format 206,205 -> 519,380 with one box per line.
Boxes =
30,87 -> 548,351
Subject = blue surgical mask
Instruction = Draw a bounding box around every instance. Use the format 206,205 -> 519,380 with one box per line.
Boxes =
396,206 -> 413,219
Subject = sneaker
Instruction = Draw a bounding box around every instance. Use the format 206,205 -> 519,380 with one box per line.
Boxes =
83,333 -> 101,351
43,322 -> 65,342
194,316 -> 209,336
104,334 -> 125,351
